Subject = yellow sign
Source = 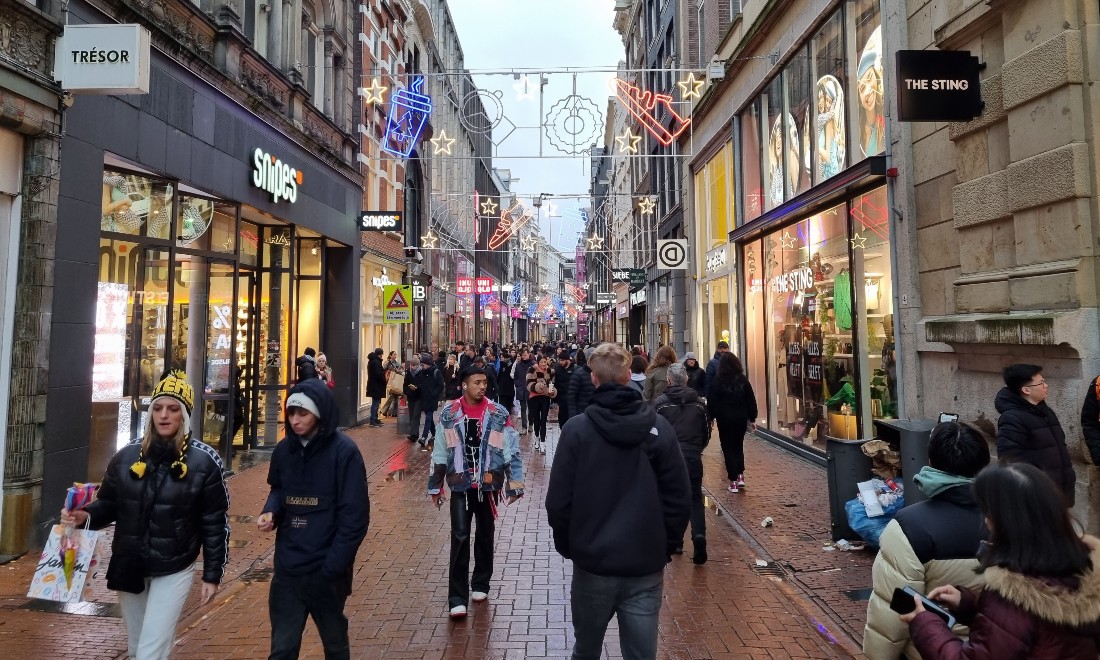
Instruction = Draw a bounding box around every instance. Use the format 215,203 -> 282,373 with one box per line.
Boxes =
383,284 -> 412,324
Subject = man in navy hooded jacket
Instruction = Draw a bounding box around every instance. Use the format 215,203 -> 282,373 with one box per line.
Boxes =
257,378 -> 370,660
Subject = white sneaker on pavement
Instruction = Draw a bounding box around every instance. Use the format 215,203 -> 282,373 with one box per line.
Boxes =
471,591 -> 488,602
449,605 -> 467,619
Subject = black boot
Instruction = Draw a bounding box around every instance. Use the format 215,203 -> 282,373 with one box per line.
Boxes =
692,536 -> 707,565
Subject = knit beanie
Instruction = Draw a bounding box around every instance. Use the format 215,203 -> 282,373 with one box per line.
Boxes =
151,370 -> 195,416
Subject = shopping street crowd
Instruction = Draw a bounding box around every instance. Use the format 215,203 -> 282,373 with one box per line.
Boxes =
52,338 -> 1100,659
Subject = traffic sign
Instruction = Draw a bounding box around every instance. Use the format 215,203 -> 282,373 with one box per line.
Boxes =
657,239 -> 688,269
383,284 -> 412,323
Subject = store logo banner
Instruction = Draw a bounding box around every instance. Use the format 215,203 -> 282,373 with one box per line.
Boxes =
657,239 -> 688,270
252,148 -> 301,203
456,278 -> 474,295
55,24 -> 151,94
896,50 -> 983,122
359,211 -> 403,231
705,246 -> 728,273
475,277 -> 494,294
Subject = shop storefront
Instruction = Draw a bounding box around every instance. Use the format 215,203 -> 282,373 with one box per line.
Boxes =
616,301 -> 630,345
720,0 -> 895,453
693,141 -> 738,360
49,6 -> 361,501
358,262 -> 405,416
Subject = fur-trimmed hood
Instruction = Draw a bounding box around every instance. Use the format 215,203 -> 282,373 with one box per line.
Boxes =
984,535 -> 1100,632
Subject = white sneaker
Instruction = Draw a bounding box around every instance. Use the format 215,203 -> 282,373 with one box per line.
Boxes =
539,443 -> 546,455
534,442 -> 541,452
471,591 -> 488,602
449,605 -> 467,618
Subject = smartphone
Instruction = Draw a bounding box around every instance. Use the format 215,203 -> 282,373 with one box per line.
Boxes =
890,586 -> 956,627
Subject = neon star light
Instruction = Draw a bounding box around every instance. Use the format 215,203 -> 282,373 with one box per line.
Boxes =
850,232 -> 868,249
637,196 -> 656,215
382,76 -> 433,159
520,234 -> 538,251
488,201 -> 536,250
360,78 -> 387,104
615,129 -> 642,154
614,79 -> 691,146
677,72 -> 704,100
430,129 -> 456,155
480,197 -> 498,216
421,229 -> 439,249
779,231 -> 797,249
586,234 -> 604,250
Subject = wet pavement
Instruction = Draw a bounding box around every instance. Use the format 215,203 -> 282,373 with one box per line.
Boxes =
0,414 -> 871,659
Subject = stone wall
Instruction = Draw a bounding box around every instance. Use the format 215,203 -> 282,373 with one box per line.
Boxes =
908,0 -> 1100,529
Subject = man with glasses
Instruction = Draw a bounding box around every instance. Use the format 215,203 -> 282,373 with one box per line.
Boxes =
994,364 -> 1075,506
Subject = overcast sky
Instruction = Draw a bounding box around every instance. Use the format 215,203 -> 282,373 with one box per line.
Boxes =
447,0 -> 625,253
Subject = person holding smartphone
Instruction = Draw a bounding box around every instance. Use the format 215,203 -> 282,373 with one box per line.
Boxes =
900,463 -> 1100,658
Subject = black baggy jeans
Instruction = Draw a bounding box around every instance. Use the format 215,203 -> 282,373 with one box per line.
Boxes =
448,489 -> 497,608
268,570 -> 352,660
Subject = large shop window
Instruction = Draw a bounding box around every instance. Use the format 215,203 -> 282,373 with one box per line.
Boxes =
748,186 -> 896,450
695,143 -> 734,248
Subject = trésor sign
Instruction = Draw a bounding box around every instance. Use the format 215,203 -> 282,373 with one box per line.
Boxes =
55,24 -> 151,94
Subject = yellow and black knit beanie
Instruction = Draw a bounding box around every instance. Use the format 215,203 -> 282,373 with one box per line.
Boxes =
151,369 -> 195,415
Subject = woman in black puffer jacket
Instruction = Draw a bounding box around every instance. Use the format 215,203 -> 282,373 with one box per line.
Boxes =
63,370 -> 229,660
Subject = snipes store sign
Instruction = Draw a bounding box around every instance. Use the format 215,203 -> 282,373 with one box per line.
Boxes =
359,211 -> 403,232
55,25 -> 151,94
252,148 -> 301,203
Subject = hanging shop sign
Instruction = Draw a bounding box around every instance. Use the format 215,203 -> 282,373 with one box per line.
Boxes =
55,24 -> 151,94
657,239 -> 688,270
359,211 -> 403,232
456,277 -> 474,295
252,148 -> 301,203
382,285 -> 412,324
617,302 -> 629,318
630,289 -> 647,307
475,277 -> 494,294
612,268 -> 631,282
895,50 -> 984,122
596,292 -> 616,304
705,245 -> 728,274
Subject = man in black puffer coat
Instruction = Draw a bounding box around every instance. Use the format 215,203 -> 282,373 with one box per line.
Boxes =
365,348 -> 387,427
567,346 -> 597,418
995,363 -> 1075,506
546,343 -> 690,659
258,378 -> 370,659
652,363 -> 711,564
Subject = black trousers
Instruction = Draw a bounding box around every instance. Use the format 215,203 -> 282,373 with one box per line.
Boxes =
268,570 -> 352,660
683,453 -> 705,540
449,490 -> 497,607
556,400 -> 569,430
716,418 -> 747,480
528,396 -> 551,440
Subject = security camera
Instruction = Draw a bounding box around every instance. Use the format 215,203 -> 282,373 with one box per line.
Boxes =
404,247 -> 424,263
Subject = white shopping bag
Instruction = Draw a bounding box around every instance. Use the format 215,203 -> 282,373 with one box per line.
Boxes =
27,524 -> 101,603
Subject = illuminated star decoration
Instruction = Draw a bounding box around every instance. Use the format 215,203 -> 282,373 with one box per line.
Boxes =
430,129 -> 456,155
480,197 -> 498,216
779,231 -> 797,249
520,234 -> 538,251
513,74 -> 537,102
361,78 -> 387,104
616,129 -> 642,154
637,196 -> 656,215
677,72 -> 704,100
586,234 -> 604,250
850,232 -> 868,249
421,229 -> 439,249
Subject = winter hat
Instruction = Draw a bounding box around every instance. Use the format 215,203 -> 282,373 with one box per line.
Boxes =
684,352 -> 698,362
151,370 -> 195,416
286,391 -> 322,419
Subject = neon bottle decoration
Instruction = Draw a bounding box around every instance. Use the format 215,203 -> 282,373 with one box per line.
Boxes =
382,76 -> 433,158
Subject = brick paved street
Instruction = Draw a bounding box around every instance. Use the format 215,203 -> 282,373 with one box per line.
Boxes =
0,417 -> 871,659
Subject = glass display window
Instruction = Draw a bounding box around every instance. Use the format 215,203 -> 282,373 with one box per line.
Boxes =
763,77 -> 786,212
177,198 -> 238,254
240,222 -> 261,267
813,11 -> 847,186
849,0 -> 884,161
101,170 -> 174,240
784,47 -> 814,198
742,240 -> 767,426
739,99 -> 764,224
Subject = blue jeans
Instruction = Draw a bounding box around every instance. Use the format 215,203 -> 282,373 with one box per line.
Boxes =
369,397 -> 381,424
570,567 -> 663,660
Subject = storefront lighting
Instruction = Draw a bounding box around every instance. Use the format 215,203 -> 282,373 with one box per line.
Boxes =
421,229 -> 439,249
615,128 -> 641,154
677,72 -> 704,100
480,197 -> 498,215
360,78 -> 387,104
637,196 -> 656,215
850,232 -> 868,249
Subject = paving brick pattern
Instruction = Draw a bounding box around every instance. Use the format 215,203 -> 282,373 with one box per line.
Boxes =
0,419 -> 863,659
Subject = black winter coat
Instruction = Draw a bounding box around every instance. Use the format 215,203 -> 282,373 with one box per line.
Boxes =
513,358 -> 535,400
296,354 -> 317,382
366,352 -> 387,397
497,359 -> 516,408
685,364 -> 706,398
1079,376 -> 1100,465
653,386 -> 710,457
707,375 -> 759,427
86,437 -> 229,585
405,365 -> 444,411
263,379 -> 370,577
995,387 -> 1075,506
546,384 -> 691,577
567,365 -> 595,417
554,364 -> 575,408
704,352 -> 721,397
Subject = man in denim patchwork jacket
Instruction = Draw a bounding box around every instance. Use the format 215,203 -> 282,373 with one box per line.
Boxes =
428,366 -> 524,619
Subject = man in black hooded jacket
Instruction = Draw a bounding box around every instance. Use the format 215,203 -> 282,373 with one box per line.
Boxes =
546,343 -> 690,659
567,346 -> 596,420
257,378 -> 370,660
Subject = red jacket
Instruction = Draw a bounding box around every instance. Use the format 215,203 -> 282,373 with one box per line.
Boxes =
910,535 -> 1100,659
